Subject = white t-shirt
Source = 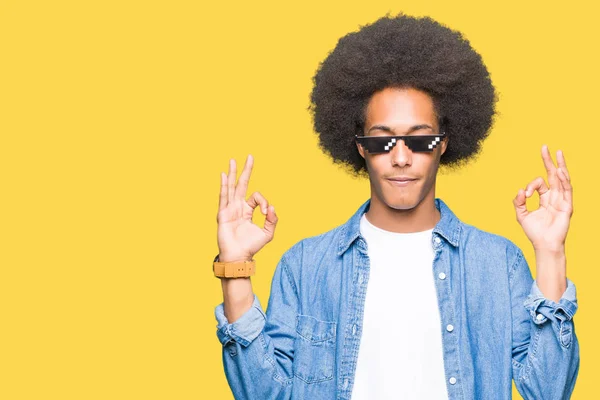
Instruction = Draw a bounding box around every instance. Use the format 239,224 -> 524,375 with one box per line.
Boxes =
351,214 -> 448,399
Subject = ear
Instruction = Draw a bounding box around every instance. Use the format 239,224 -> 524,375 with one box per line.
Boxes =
440,136 -> 448,156
356,141 -> 365,159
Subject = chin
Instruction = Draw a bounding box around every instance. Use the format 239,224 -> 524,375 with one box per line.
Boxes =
382,195 -> 419,210
387,201 -> 418,211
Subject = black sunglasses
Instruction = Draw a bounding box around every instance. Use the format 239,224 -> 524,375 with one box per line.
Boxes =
355,132 -> 446,154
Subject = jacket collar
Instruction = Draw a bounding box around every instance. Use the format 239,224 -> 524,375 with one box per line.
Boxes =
337,197 -> 462,256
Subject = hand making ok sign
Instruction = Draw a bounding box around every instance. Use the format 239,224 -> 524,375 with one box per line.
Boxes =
513,145 -> 573,253
217,155 -> 278,263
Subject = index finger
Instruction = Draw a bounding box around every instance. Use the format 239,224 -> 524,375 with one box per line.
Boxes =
234,154 -> 254,200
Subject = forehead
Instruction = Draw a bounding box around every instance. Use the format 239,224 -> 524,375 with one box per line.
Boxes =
365,87 -> 437,128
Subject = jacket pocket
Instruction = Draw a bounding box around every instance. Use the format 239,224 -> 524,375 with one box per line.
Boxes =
293,314 -> 337,384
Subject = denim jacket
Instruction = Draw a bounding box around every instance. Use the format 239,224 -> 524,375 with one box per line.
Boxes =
215,198 -> 579,399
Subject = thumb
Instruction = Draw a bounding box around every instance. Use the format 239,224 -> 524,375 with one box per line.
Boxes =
513,189 -> 529,224
263,205 -> 278,237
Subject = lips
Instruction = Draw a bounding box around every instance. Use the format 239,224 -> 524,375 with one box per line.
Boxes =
387,177 -> 416,182
386,177 -> 417,187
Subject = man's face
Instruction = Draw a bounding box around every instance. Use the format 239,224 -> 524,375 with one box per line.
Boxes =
356,87 -> 448,210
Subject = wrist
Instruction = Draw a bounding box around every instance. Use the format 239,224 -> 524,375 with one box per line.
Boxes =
533,242 -> 566,255
217,253 -> 253,263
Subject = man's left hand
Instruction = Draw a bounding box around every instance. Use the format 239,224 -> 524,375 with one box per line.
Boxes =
513,145 -> 573,253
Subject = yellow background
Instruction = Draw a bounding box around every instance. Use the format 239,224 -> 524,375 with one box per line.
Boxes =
1,1 -> 598,399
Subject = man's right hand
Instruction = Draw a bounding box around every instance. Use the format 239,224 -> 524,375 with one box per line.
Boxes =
217,155 -> 278,263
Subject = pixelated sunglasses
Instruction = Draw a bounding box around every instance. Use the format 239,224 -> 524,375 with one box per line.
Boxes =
354,133 -> 446,154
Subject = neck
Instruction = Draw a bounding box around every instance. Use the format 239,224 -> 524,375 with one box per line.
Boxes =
365,190 -> 440,233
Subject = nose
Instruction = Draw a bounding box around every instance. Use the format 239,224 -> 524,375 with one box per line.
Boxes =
390,138 -> 412,167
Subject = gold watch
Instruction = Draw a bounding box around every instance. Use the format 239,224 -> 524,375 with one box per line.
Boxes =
213,254 -> 255,278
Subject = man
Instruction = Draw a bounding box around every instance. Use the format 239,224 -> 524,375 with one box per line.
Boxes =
213,14 -> 579,399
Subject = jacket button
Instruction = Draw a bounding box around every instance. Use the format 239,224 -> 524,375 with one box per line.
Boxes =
536,313 -> 544,321
438,272 -> 446,280
434,237 -> 441,244
446,324 -> 454,332
449,377 -> 457,385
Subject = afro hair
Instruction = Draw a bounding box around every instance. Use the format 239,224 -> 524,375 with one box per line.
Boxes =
308,13 -> 497,177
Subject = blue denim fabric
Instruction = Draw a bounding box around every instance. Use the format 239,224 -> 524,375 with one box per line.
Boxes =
215,198 -> 579,399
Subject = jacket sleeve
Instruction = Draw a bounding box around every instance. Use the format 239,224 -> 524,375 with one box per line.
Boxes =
214,253 -> 300,400
510,248 -> 580,399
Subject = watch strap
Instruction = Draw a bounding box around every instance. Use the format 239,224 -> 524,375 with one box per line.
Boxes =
213,254 -> 255,278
